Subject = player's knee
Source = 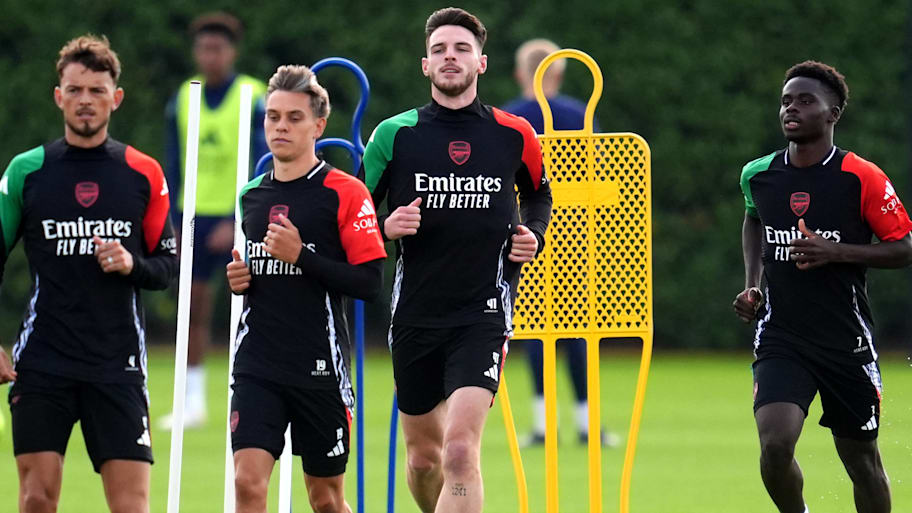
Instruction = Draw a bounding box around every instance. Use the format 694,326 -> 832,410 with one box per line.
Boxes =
107,492 -> 149,513
308,487 -> 343,513
843,451 -> 886,485
407,449 -> 441,477
442,439 -> 478,479
759,437 -> 796,467
20,487 -> 57,513
234,470 -> 268,507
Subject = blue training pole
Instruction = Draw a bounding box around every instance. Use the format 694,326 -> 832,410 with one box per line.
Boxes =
387,395 -> 399,513
312,58 -> 370,513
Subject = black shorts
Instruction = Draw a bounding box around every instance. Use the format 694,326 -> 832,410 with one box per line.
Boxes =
752,355 -> 883,440
230,375 -> 351,478
8,370 -> 153,472
390,323 -> 509,415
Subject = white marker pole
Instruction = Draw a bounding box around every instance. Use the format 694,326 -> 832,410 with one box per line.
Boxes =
168,80 -> 202,513
278,427 -> 293,512
224,83 -> 254,513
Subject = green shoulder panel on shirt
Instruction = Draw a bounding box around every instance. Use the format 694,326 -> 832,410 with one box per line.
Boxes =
362,109 -> 418,192
740,152 -> 776,218
0,145 -> 45,255
238,173 -> 267,223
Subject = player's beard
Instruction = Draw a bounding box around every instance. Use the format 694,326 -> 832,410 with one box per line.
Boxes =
430,68 -> 477,98
66,117 -> 107,139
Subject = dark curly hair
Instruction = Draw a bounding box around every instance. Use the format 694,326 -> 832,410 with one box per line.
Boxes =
784,60 -> 849,110
425,7 -> 486,49
190,12 -> 243,43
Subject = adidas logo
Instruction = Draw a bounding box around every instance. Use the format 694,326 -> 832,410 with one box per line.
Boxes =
484,297 -> 497,313
137,430 -> 151,447
861,415 -> 878,431
357,199 -> 376,218
136,416 -> 151,447
884,181 -> 895,200
484,352 -> 501,380
327,440 -> 345,457
352,199 -> 379,233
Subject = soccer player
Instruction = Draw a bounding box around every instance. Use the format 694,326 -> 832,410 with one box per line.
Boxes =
1,35 -> 178,513
160,11 -> 268,429
360,8 -> 552,513
226,64 -> 386,513
502,38 -> 616,448
734,61 -> 912,513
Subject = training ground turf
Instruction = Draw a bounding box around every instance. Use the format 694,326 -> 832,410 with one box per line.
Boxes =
0,346 -> 910,512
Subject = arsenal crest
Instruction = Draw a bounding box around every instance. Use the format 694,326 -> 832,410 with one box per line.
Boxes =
448,141 -> 471,165
269,204 -> 290,224
790,192 -> 810,217
75,182 -> 99,208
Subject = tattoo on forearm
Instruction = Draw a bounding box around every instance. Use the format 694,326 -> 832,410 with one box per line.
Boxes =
452,483 -> 467,496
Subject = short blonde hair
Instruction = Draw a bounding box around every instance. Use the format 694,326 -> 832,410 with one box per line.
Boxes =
515,38 -> 564,79
266,65 -> 331,119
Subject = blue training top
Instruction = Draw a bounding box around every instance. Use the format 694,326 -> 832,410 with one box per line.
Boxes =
501,94 -> 598,134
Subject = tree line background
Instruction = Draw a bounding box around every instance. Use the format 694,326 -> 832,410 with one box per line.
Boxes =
0,0 -> 910,352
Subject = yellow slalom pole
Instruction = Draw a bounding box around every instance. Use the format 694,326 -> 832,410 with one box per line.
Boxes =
586,337 -> 602,513
544,335 -> 559,513
499,373 -> 530,513
619,333 -> 652,513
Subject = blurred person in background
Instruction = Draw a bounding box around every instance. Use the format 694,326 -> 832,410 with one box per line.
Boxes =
160,11 -> 268,429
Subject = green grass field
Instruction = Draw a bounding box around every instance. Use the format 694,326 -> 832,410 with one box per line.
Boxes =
0,346 -> 910,512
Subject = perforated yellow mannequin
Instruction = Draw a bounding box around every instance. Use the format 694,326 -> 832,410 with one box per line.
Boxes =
502,49 -> 653,513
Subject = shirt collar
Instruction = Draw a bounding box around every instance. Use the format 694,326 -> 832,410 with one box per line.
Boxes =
784,145 -> 837,167
426,96 -> 486,119
269,160 -> 326,181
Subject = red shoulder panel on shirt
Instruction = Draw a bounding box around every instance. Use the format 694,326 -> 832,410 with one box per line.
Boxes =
491,107 -> 544,189
841,151 -> 912,242
323,169 -> 387,265
125,146 -> 170,253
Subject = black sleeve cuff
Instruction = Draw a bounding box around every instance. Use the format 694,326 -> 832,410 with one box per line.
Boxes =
377,214 -> 391,242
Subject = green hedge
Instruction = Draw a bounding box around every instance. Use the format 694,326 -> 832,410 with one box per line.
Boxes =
1,0 -> 909,350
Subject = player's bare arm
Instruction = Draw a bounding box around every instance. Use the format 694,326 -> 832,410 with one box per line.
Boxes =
508,224 -> 538,262
733,212 -> 764,322
0,345 -> 16,383
226,249 -> 251,294
384,197 -> 422,240
93,235 -> 134,275
789,218 -> 912,270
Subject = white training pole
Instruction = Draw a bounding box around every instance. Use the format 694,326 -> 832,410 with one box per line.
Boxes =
168,80 -> 202,513
278,426 -> 293,513
224,83 -> 254,513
